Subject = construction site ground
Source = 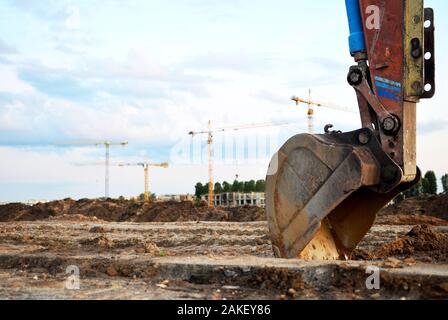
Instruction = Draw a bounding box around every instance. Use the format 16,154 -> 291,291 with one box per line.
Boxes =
0,194 -> 447,300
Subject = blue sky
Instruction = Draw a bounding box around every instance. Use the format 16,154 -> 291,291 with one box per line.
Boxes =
0,0 -> 447,201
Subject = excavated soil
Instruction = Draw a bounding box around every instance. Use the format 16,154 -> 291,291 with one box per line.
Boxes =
1,194 -> 447,226
0,221 -> 447,300
0,199 -> 265,223
380,193 -> 448,221
353,225 -> 448,263
0,195 -> 447,299
375,214 -> 448,226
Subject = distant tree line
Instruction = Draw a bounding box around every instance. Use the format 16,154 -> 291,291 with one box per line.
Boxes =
395,170 -> 447,203
442,174 -> 448,193
193,171 -> 448,201
195,180 -> 266,198
115,193 -> 156,202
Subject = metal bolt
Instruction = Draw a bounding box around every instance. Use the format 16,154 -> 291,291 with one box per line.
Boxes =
411,38 -> 422,59
358,131 -> 370,145
347,69 -> 363,86
383,118 -> 396,132
350,72 -> 361,84
412,81 -> 422,91
382,116 -> 401,136
412,48 -> 422,59
413,15 -> 421,24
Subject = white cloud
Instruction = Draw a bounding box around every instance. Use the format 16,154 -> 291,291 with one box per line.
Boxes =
0,66 -> 35,94
417,130 -> 448,176
65,6 -> 80,30
0,145 -> 269,201
1,0 -> 447,201
0,38 -> 17,55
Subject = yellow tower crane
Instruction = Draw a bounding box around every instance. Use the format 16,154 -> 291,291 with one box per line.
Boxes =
291,89 -> 356,134
117,162 -> 169,202
189,120 -> 289,208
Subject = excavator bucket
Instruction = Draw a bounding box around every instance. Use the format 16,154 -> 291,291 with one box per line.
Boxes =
265,0 -> 434,260
265,129 -> 419,260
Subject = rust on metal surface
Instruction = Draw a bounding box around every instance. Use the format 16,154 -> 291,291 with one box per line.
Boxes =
266,0 -> 434,261
265,129 -> 413,259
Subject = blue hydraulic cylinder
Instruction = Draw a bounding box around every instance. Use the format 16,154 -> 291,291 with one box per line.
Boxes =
345,0 -> 366,56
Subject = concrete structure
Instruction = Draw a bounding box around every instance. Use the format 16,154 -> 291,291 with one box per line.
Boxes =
157,194 -> 194,202
201,192 -> 265,208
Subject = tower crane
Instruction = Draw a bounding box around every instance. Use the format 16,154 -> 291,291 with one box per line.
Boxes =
117,162 -> 168,202
291,89 -> 356,134
62,141 -> 128,198
188,120 -> 289,208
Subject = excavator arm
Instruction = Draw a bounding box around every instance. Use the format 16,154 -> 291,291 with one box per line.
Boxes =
266,0 -> 435,260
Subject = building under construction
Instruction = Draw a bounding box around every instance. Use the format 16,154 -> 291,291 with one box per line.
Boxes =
201,192 -> 265,208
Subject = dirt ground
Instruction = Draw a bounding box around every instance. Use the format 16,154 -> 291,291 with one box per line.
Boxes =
379,193 -> 448,221
0,199 -> 266,223
352,224 -> 448,262
1,193 -> 447,225
0,195 -> 447,300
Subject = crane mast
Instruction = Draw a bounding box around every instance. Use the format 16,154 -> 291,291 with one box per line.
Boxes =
94,141 -> 128,198
291,89 -> 356,134
118,162 -> 168,202
105,144 -> 110,198
189,120 -> 289,208
144,165 -> 149,201
207,121 -> 214,208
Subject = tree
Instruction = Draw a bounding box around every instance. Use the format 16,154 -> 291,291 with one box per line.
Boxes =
138,193 -> 156,201
204,182 -> 212,195
255,180 -> 265,192
198,179 -> 266,195
244,180 -> 256,193
195,182 -> 204,198
394,192 -> 405,204
231,180 -> 240,192
442,174 -> 448,193
222,181 -> 231,192
422,171 -> 437,195
214,182 -> 223,194
403,180 -> 423,198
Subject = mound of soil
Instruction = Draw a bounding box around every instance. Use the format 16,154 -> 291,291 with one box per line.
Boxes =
227,205 -> 266,222
0,199 -> 266,223
47,214 -> 106,223
353,225 -> 448,262
380,193 -> 448,221
1,193 -> 444,225
375,214 -> 448,226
